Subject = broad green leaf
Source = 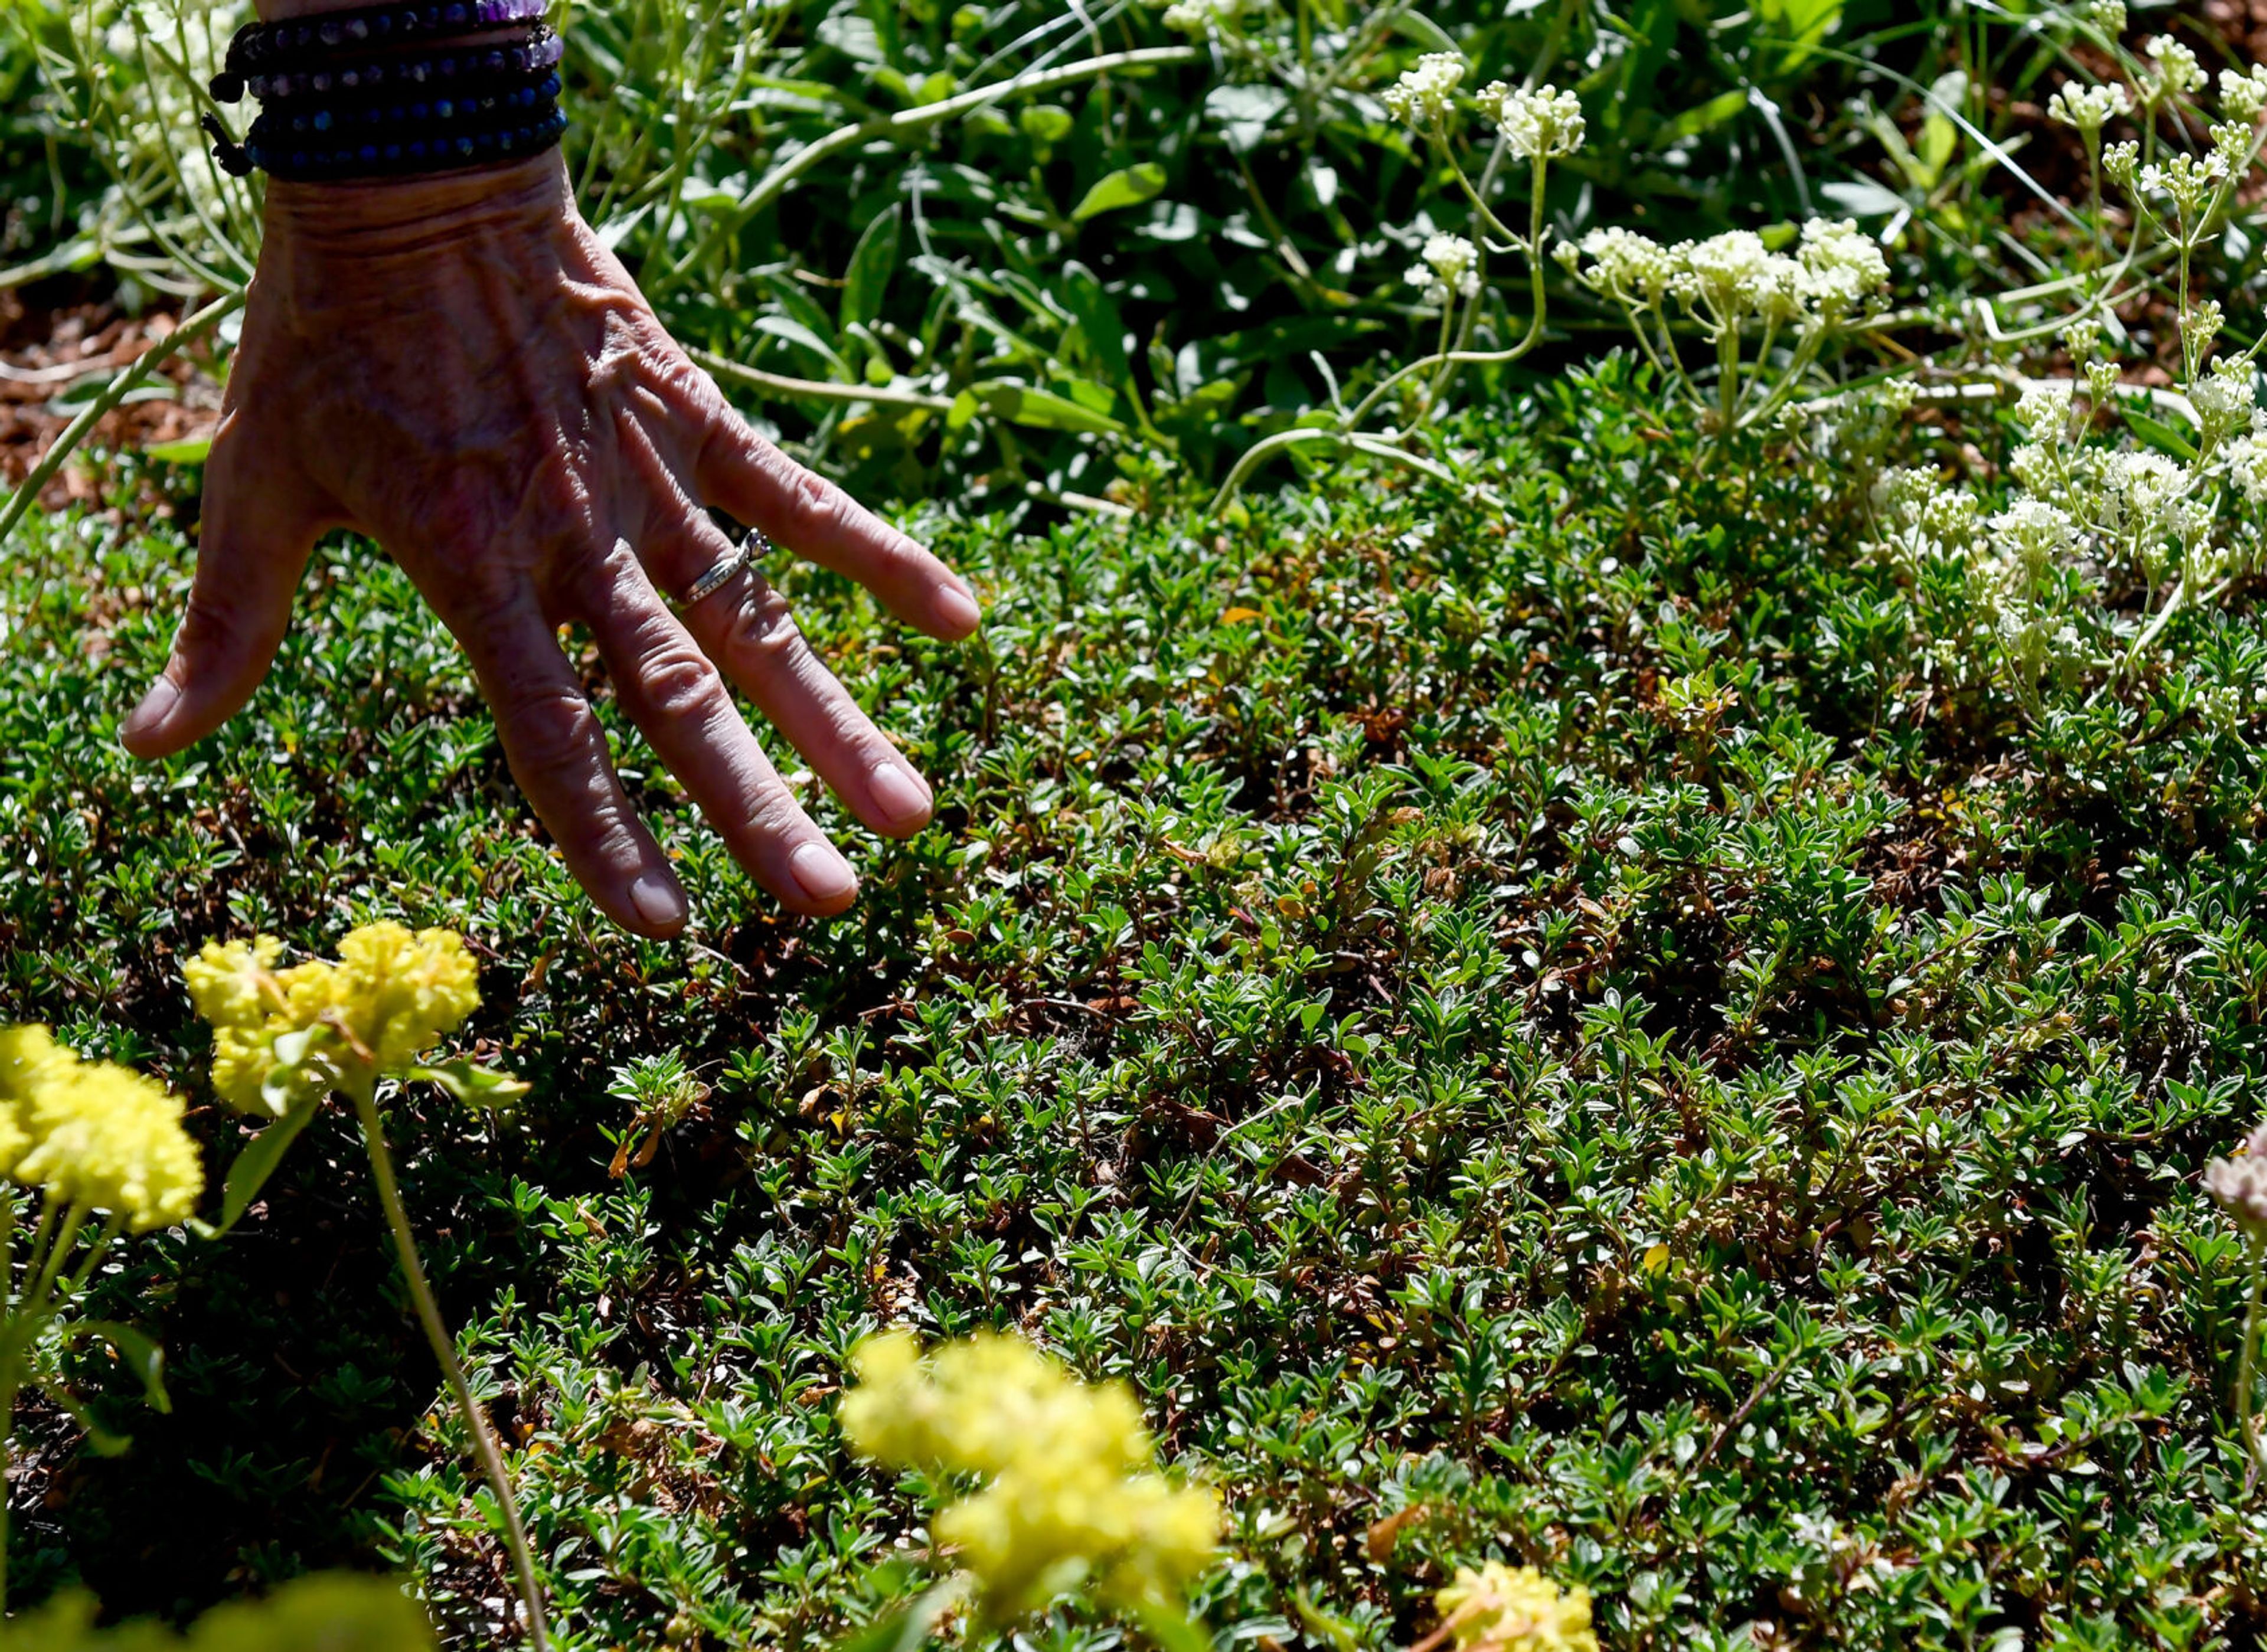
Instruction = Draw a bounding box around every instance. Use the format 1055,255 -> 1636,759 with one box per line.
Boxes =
752,315 -> 851,379
193,1092 -> 324,1240
1661,89 -> 1746,142
841,206 -> 902,332
143,434 -> 211,465
1018,104 -> 1073,145
1204,84 -> 1288,156
1060,263 -> 1129,388
1820,178 -> 1907,218
968,380 -> 1126,436
70,1321 -> 171,1412
408,1058 -> 533,1108
1072,163 -> 1167,224
2122,406 -> 2199,462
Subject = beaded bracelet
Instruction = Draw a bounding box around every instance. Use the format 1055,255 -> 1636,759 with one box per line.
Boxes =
254,71 -> 559,143
235,28 -> 563,103
203,5 -> 567,181
212,0 -> 545,100
237,102 -> 568,181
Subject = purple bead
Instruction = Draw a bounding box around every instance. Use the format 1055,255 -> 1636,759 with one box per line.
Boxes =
316,19 -> 340,45
346,16 -> 368,39
310,70 -> 331,91
339,68 -> 360,87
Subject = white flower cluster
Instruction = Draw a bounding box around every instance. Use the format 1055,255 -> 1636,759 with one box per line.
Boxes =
2190,353 -> 2256,446
2088,0 -> 2125,32
2144,35 -> 2204,102
2207,1123 -> 2267,1240
2223,64 -> 2267,123
1404,233 -> 1480,307
1562,226 -> 1675,305
2046,81 -> 2132,134
1480,83 -> 1586,162
1862,336 -> 2267,706
1383,53 -> 1465,127
2226,428 -> 2267,505
2136,150 -> 2229,217
1161,0 -> 1240,36
1563,218 -> 1886,333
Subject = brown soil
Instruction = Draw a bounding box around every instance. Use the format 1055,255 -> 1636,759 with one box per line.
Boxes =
0,292 -> 223,508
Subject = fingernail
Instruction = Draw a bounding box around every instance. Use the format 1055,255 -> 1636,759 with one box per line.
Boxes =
628,871 -> 686,931
122,677 -> 179,744
933,581 -> 982,637
789,840 -> 858,906
868,761 -> 933,828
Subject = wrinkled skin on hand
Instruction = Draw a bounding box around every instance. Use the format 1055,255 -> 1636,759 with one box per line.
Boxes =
121,153 -> 979,937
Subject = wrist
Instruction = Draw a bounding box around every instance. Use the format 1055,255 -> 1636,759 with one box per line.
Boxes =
259,149 -> 576,301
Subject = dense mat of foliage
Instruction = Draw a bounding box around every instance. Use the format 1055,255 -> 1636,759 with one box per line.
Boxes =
3,371 -> 2265,1646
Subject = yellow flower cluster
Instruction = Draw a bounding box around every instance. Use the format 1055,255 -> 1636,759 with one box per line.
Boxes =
1433,1563 -> 1598,1652
839,1332 -> 1219,1620
185,924 -> 481,1115
0,1028 -> 202,1232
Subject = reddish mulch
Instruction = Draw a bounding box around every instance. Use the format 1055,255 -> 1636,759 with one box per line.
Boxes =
0,290 -> 224,509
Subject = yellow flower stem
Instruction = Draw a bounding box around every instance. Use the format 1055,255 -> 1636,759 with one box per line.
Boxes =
0,1197 -> 85,1612
0,1186 -> 14,1610
21,1202 -> 89,1332
347,1077 -> 550,1650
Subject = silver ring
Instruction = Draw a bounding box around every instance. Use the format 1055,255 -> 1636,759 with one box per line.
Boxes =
679,544 -> 752,608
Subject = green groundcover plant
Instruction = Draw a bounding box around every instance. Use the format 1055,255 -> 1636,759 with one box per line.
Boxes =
14,0 -> 2267,1648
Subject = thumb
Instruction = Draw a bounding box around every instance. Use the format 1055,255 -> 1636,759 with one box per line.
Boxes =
121,439 -> 329,758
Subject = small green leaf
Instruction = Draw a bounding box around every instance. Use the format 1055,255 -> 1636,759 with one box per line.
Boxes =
836,1580 -> 969,1652
408,1058 -> 533,1108
1072,163 -> 1167,223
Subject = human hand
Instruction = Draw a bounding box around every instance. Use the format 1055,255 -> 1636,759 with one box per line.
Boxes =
119,152 -> 979,938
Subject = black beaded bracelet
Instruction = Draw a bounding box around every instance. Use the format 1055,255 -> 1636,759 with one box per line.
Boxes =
202,6 -> 568,181
254,70 -> 559,144
212,0 -> 545,100
236,28 -> 563,103
237,100 -> 567,181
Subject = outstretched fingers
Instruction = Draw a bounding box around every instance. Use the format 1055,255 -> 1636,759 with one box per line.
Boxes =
684,388 -> 981,642
121,434 -> 331,758
458,590 -> 688,937
577,540 -> 864,917
643,504 -> 936,839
